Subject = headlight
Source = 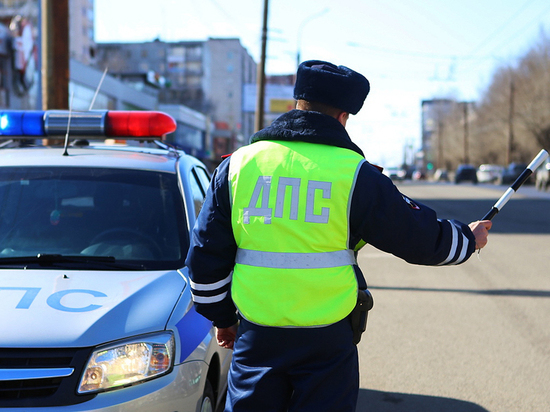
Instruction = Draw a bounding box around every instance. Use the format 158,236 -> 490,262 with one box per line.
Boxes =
78,332 -> 175,394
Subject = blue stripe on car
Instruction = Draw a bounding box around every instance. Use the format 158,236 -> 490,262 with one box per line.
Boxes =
175,304 -> 213,361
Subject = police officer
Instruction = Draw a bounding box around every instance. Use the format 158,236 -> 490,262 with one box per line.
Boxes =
186,60 -> 491,412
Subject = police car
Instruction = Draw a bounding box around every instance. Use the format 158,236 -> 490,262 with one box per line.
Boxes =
0,110 -> 231,411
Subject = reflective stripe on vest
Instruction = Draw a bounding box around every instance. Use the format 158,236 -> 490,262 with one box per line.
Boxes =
235,248 -> 356,269
229,140 -> 365,327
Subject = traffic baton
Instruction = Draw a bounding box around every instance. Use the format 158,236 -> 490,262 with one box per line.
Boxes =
481,149 -> 549,220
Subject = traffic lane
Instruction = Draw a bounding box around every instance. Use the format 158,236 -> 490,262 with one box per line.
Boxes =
356,240 -> 550,412
355,183 -> 550,412
356,390 -> 489,412
397,182 -> 550,234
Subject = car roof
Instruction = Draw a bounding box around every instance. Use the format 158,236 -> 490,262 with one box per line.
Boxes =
0,145 -> 182,173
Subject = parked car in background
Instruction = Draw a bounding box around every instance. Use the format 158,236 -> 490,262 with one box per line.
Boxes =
383,166 -> 406,181
498,162 -> 530,185
412,169 -> 426,180
477,164 -> 503,183
433,168 -> 449,182
454,164 -> 478,184
536,158 -> 550,191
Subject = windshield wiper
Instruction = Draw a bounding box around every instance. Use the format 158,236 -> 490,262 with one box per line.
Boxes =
0,254 -> 145,270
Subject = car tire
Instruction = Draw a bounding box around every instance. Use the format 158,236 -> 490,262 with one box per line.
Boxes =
200,379 -> 215,412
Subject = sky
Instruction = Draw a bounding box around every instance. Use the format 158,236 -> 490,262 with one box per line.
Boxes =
94,0 -> 550,167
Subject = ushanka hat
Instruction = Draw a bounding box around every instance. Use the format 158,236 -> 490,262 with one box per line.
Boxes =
293,60 -> 370,115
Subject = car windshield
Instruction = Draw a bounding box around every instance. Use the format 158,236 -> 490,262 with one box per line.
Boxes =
0,167 -> 188,270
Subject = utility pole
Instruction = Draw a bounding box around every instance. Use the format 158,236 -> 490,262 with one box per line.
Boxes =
463,102 -> 469,164
254,0 -> 269,132
41,0 -> 69,110
437,119 -> 443,170
507,77 -> 515,165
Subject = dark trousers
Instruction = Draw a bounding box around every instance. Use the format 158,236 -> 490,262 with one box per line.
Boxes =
224,317 -> 359,412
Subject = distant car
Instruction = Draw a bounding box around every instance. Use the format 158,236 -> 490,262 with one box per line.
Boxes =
433,168 -> 449,182
412,169 -> 426,180
498,162 -> 529,185
383,166 -> 406,181
535,159 -> 550,191
454,164 -> 478,184
477,164 -> 503,183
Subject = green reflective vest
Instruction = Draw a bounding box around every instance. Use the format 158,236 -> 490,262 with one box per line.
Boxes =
228,140 -> 365,327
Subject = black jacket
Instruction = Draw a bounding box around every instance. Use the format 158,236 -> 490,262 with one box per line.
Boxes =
186,110 -> 476,328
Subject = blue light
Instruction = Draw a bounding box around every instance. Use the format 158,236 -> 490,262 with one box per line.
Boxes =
0,115 -> 8,130
0,111 -> 46,136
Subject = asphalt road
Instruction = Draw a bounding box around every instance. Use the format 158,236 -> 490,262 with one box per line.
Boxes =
355,182 -> 550,412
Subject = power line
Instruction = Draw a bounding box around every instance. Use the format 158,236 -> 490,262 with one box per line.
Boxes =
465,0 -> 539,57
347,41 -> 498,61
486,2 -> 550,57
460,1 -> 550,75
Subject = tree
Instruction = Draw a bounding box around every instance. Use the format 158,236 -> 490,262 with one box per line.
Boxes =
440,29 -> 549,166
513,30 -> 550,151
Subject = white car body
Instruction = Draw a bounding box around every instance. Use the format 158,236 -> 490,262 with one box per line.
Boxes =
477,164 -> 503,183
382,166 -> 406,181
535,159 -> 550,191
0,113 -> 231,412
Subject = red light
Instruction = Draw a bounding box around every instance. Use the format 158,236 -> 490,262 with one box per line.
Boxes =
105,111 -> 177,138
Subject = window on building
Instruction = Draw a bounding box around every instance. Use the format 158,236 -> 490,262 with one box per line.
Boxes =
186,61 -> 201,74
172,47 -> 185,57
187,76 -> 201,86
188,46 -> 202,59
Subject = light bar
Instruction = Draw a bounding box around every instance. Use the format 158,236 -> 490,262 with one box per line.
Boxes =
105,111 -> 177,137
45,111 -> 106,136
0,110 -> 177,140
0,111 -> 45,136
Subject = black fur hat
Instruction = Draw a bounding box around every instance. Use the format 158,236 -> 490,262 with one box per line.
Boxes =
293,60 -> 370,115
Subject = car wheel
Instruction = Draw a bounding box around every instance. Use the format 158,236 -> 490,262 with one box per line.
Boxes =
200,379 -> 215,412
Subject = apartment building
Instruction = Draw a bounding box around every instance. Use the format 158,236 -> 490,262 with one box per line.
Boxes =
69,0 -> 95,65
94,38 -> 257,159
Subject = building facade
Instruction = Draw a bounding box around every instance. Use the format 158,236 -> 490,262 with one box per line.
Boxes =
94,38 -> 257,162
0,0 -> 41,109
69,0 -> 95,65
421,99 -> 454,172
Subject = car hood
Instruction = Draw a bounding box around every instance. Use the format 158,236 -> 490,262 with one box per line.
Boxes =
0,269 -> 186,347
